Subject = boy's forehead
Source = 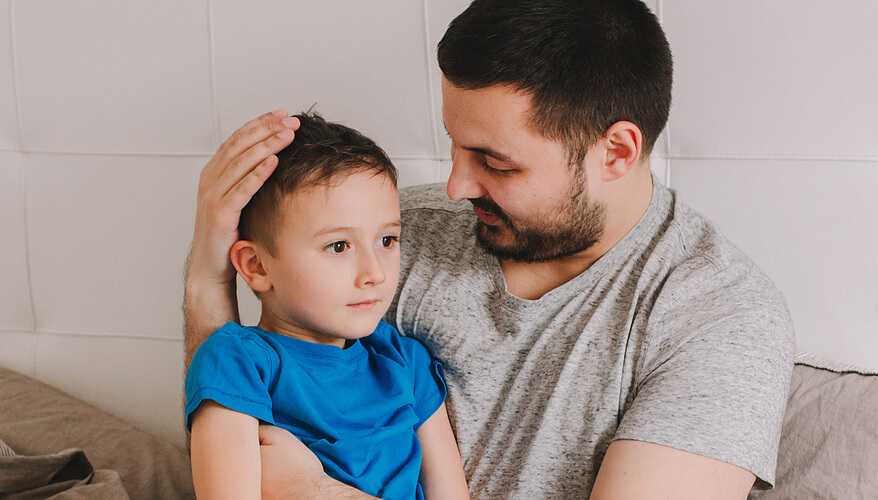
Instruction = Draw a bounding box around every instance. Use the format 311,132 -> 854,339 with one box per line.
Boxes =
276,171 -> 400,234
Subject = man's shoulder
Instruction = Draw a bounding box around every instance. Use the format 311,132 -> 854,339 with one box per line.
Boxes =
397,183 -> 476,252
650,195 -> 792,331
663,198 -> 774,290
400,183 -> 469,214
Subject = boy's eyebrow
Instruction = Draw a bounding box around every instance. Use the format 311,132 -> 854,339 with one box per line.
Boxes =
312,220 -> 402,238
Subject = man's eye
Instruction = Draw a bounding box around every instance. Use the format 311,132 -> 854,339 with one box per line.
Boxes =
481,158 -> 513,176
327,241 -> 349,254
378,236 -> 399,248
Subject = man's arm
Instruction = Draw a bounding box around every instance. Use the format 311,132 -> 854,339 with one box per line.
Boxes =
257,426 -> 378,500
417,402 -> 470,499
184,110 -> 298,366
190,401 -> 262,499
590,439 -> 756,499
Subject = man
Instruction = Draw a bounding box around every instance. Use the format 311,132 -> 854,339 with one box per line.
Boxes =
185,1 -> 794,498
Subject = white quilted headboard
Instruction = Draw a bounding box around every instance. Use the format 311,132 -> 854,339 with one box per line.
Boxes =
2,1 -> 876,449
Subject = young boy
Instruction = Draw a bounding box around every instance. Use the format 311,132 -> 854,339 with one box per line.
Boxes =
185,112 -> 469,499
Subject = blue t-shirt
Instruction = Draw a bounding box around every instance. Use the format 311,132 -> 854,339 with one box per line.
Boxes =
185,321 -> 447,500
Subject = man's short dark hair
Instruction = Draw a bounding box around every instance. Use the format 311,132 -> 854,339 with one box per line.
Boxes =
239,111 -> 397,255
437,0 -> 673,166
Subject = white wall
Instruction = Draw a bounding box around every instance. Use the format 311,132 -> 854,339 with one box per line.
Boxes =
1,1 -> 876,448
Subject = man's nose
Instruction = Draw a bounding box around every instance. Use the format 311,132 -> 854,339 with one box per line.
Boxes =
446,153 -> 486,201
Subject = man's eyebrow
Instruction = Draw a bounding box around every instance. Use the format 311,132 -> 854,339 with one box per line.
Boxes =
442,121 -> 513,164
467,146 -> 512,164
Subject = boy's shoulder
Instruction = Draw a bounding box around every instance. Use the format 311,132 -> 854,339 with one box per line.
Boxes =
201,321 -> 275,355
211,321 -> 267,340
363,321 -> 433,365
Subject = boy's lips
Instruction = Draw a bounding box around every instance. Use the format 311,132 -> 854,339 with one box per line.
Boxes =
348,299 -> 379,310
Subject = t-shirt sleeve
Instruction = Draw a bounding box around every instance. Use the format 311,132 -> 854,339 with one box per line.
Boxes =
614,259 -> 795,489
184,323 -> 278,430
391,325 -> 447,429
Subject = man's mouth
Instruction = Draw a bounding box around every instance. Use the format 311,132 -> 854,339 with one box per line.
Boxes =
472,206 -> 501,225
469,198 -> 505,226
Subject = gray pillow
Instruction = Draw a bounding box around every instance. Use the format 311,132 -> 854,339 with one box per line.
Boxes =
749,352 -> 878,499
0,366 -> 194,500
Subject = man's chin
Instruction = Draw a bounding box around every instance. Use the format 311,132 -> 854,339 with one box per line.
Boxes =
475,224 -> 522,259
476,223 -> 600,263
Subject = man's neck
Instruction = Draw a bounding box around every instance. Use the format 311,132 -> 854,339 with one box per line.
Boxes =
500,173 -> 654,300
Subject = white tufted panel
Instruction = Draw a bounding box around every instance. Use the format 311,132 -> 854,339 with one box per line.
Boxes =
672,159 -> 878,370
212,1 -> 436,158
1,1 -> 876,449
0,152 -> 31,331
33,333 -> 186,445
664,0 -> 878,160
664,0 -> 878,371
0,1 -> 19,149
13,0 -> 216,154
25,153 -> 203,337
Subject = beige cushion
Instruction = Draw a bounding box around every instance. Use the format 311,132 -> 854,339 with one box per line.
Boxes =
750,353 -> 878,499
0,367 -> 194,500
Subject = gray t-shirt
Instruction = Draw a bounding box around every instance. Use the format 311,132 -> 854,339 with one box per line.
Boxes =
385,178 -> 794,499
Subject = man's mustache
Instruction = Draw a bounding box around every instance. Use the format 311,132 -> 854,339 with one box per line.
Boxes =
469,197 -> 511,225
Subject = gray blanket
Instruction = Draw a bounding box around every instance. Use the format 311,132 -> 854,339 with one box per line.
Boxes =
0,439 -> 129,499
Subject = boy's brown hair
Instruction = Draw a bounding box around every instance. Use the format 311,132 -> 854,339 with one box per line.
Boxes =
239,111 -> 397,255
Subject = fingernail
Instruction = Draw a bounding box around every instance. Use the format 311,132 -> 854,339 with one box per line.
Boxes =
272,109 -> 287,117
281,117 -> 297,127
277,129 -> 292,139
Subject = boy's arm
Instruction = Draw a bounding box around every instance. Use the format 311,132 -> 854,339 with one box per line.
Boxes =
184,110 -> 298,367
417,402 -> 470,499
190,400 -> 261,500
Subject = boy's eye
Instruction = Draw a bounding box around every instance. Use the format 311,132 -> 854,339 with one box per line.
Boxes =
378,235 -> 399,248
327,241 -> 349,254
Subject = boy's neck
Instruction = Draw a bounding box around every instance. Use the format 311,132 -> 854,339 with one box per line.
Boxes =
257,310 -> 349,349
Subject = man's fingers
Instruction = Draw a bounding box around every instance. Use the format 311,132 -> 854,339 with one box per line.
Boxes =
201,112 -> 298,210
228,110 -> 299,160
224,154 -> 280,209
218,126 -> 294,202
223,109 -> 291,158
203,110 -> 297,184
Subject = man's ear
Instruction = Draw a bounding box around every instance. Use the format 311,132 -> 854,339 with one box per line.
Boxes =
600,121 -> 643,181
230,240 -> 272,293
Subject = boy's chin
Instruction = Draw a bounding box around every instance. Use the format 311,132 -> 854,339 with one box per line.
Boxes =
348,320 -> 382,339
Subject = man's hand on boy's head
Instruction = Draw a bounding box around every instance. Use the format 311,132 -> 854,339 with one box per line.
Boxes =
184,110 -> 299,362
189,110 -> 299,286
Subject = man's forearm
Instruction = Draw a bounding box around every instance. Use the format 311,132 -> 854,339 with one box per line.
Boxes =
265,473 -> 379,500
183,256 -> 240,368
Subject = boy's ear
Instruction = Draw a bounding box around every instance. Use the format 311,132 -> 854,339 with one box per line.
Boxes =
599,121 -> 643,181
230,240 -> 272,293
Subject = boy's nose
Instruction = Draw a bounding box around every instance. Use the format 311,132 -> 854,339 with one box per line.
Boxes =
355,250 -> 386,288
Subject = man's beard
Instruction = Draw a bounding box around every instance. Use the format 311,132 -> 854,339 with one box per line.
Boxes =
471,178 -> 606,263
